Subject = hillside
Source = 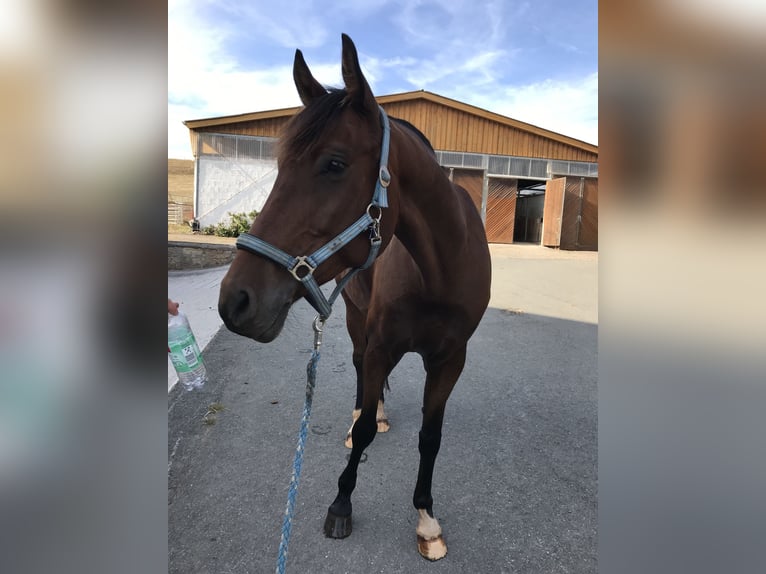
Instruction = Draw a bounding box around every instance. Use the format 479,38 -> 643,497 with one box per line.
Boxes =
168,159 -> 194,204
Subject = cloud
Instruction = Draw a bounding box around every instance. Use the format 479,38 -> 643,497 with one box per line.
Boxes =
217,2 -> 329,49
463,72 -> 599,145
168,2 -> 321,158
168,0 -> 597,157
168,1 -> 354,158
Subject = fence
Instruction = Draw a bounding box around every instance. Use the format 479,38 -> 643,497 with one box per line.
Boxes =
168,202 -> 193,225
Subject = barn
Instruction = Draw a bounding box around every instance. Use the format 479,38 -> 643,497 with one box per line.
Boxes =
183,90 -> 598,249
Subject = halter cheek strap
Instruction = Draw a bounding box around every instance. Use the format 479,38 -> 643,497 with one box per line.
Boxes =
235,105 -> 391,321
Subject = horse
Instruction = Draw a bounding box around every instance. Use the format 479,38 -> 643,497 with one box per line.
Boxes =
218,34 -> 491,561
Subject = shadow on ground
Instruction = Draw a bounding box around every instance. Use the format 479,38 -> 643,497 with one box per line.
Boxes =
168,298 -> 596,574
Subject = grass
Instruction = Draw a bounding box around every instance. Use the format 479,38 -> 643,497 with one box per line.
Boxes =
168,223 -> 192,235
168,158 -> 194,233
168,158 -> 194,204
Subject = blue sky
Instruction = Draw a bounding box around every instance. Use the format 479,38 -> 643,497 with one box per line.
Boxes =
169,0 -> 597,159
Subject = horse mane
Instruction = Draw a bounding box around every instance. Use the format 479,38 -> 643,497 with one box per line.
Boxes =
279,88 -> 435,162
391,117 -> 435,155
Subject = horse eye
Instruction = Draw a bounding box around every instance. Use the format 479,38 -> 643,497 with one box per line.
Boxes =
324,159 -> 346,174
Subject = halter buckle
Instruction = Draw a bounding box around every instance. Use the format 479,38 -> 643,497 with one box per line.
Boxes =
288,256 -> 316,281
379,166 -> 391,188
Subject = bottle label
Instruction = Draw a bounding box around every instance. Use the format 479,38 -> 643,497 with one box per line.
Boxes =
168,332 -> 202,373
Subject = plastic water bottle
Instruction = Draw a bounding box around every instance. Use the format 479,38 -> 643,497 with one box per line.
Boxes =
168,310 -> 207,390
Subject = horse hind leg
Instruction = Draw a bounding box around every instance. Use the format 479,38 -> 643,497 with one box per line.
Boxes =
376,382 -> 391,433
413,346 -> 466,561
346,406 -> 391,448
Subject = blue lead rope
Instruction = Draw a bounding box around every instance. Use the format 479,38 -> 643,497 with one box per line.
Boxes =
275,319 -> 324,574
245,106 -> 391,573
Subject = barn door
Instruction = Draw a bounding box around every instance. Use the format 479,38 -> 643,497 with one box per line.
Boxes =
485,178 -> 517,243
577,178 -> 598,250
542,177 -> 566,247
451,168 -> 483,216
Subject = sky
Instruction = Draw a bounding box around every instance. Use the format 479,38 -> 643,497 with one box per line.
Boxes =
168,0 -> 597,159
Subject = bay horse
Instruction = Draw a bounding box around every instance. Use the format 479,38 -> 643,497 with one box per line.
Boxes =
218,34 -> 491,561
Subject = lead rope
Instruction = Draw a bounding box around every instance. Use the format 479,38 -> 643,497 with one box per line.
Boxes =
273,214 -> 383,574
275,316 -> 324,574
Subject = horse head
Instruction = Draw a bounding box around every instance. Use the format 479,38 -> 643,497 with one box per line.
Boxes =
218,35 -> 399,342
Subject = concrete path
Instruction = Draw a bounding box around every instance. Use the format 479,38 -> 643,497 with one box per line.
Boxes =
168,244 -> 597,573
488,244 -> 597,324
168,246 -> 597,574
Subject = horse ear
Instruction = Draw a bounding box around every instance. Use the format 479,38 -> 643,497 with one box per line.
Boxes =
293,49 -> 326,106
341,34 -> 377,113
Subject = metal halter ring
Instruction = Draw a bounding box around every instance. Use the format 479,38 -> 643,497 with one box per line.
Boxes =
288,256 -> 316,281
366,203 -> 383,222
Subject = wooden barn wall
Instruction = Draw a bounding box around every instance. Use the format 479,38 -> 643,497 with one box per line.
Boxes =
485,178 -> 517,244
197,116 -> 293,139
380,100 -> 597,162
190,101 -> 597,163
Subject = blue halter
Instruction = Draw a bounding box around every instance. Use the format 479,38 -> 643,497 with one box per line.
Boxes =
235,105 -> 391,321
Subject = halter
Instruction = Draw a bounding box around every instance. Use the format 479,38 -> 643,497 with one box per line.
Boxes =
236,105 -> 391,322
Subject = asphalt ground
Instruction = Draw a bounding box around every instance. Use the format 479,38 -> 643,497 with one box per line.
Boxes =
168,249 -> 597,573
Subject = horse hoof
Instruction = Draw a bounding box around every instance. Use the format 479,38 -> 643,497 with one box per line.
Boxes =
344,433 -> 353,449
376,418 -> 390,433
417,534 -> 447,561
324,511 -> 352,539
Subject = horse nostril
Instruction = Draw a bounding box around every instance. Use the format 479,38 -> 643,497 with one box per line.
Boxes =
234,289 -> 250,316
220,288 -> 253,327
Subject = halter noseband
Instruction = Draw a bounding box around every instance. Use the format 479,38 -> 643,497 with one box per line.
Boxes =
235,105 -> 391,321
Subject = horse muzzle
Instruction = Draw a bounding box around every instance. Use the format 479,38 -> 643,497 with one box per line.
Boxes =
218,281 -> 294,343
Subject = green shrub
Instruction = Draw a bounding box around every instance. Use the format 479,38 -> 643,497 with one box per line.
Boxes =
202,210 -> 259,237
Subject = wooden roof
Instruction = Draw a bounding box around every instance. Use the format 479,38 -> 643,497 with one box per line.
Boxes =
183,90 -> 598,156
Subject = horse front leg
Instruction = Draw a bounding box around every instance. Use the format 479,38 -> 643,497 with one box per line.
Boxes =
342,294 -> 390,449
325,347 -> 397,538
345,353 -> 390,448
413,346 -> 466,561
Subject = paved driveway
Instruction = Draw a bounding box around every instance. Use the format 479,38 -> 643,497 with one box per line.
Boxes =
168,246 -> 597,573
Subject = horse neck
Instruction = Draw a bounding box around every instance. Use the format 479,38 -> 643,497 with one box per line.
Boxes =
391,136 -> 474,291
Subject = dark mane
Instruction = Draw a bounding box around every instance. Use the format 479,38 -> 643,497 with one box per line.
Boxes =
391,117 -> 435,154
279,88 -> 435,162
